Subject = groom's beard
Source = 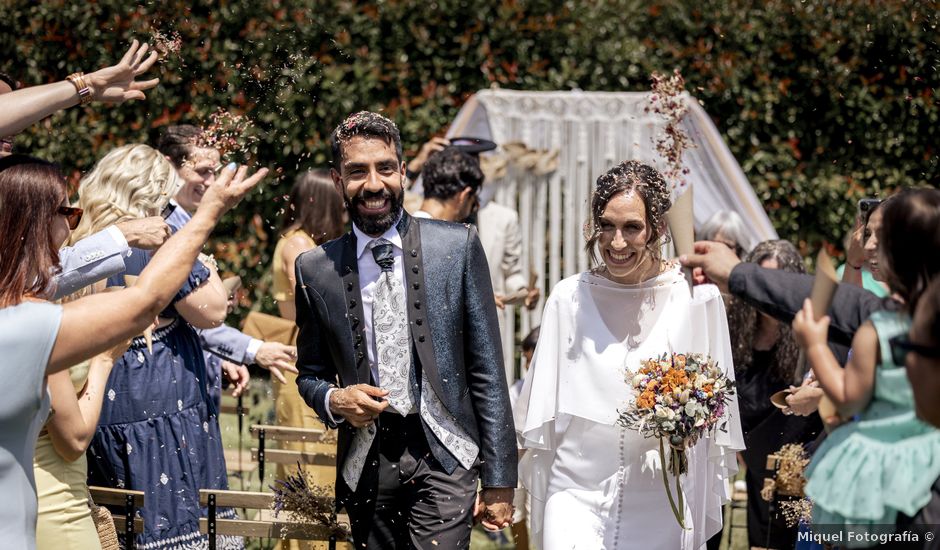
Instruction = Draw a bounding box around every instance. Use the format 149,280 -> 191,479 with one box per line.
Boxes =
346,187 -> 404,236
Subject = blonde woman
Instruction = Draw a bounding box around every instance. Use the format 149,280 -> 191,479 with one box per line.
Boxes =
37,144 -> 239,549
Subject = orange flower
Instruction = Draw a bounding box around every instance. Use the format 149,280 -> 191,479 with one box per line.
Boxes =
636,390 -> 656,409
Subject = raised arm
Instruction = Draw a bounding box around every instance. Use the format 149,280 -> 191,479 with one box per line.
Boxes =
0,40 -> 159,137
48,164 -> 268,373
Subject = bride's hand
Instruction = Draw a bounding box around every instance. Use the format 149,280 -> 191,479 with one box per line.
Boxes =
478,487 -> 514,531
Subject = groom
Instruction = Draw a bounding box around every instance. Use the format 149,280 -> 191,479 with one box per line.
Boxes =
294,111 -> 517,549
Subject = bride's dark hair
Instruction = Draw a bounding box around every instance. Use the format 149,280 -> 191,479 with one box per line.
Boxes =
726,239 -> 805,384
585,160 -> 672,264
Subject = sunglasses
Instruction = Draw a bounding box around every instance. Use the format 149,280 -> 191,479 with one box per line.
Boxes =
57,205 -> 83,230
889,334 -> 940,366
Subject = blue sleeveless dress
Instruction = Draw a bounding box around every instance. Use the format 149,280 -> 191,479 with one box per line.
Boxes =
86,249 -> 241,549
804,310 -> 940,546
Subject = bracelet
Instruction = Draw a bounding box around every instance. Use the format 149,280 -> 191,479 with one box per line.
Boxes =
66,72 -> 93,105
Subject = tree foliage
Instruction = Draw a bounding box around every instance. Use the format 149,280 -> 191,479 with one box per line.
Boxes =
2,0 -> 937,313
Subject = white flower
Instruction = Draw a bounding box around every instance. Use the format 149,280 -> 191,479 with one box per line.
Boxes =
655,405 -> 676,420
160,473 -> 169,485
177,400 -> 183,411
678,389 -> 691,404
684,400 -> 701,418
107,389 -> 116,401
632,374 -> 646,388
661,420 -> 676,432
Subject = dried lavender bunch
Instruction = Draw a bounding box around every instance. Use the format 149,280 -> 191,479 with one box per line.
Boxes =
645,69 -> 694,190
270,464 -> 350,538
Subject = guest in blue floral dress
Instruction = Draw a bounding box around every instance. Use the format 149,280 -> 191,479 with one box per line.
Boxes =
69,144 -> 242,549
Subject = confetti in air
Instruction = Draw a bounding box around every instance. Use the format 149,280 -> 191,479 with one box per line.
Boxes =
152,29 -> 182,61
646,69 -> 695,190
194,108 -> 259,159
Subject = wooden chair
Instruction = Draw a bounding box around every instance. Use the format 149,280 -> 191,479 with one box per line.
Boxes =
199,489 -> 349,550
219,395 -> 252,481
88,486 -> 145,550
249,424 -> 336,488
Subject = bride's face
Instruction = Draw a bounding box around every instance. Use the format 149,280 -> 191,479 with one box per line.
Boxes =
597,191 -> 653,283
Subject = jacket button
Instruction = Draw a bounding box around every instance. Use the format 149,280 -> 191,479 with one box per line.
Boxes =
351,317 -> 359,328
412,266 -> 419,274
349,299 -> 357,308
416,319 -> 423,326
414,301 -> 421,309
418,335 -> 425,343
413,282 -> 420,290
411,250 -> 417,257
346,282 -> 353,292
357,351 -> 364,361
344,266 -> 352,274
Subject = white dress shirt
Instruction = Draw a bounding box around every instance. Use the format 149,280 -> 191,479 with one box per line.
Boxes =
325,221 -> 405,423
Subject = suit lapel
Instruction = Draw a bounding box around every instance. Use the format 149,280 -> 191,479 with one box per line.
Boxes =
339,232 -> 372,386
398,215 -> 446,401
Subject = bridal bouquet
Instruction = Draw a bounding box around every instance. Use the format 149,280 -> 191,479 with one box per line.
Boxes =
618,352 -> 735,528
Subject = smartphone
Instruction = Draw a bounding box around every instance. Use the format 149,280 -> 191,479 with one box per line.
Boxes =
858,198 -> 882,225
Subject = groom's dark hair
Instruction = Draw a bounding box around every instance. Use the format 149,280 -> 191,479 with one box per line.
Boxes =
330,111 -> 403,169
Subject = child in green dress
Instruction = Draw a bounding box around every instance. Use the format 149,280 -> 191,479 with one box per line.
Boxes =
792,188 -> 940,546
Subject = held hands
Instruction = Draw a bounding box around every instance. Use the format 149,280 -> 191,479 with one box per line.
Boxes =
474,487 -> 515,531
328,384 -> 390,428
115,217 -> 171,250
254,342 -> 298,384
85,40 -> 160,103
791,299 -> 830,350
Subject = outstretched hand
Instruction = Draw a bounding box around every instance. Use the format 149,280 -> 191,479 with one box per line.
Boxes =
85,40 -> 160,103
254,341 -> 298,384
197,163 -> 269,220
679,241 -> 741,293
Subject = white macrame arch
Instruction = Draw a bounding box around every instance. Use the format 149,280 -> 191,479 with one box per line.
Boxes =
445,89 -> 778,383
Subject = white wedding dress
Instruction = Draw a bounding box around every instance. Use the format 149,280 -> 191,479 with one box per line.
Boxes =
514,264 -> 744,549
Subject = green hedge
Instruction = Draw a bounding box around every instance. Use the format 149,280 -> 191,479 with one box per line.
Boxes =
2,0 -> 937,315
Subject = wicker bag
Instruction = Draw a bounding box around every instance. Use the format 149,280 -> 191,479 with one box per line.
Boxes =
89,496 -> 120,550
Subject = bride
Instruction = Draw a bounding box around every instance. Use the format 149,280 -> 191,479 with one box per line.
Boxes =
514,161 -> 743,549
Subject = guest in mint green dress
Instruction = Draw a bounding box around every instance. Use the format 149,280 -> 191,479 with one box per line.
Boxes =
803,310 -> 940,542
792,189 -> 940,547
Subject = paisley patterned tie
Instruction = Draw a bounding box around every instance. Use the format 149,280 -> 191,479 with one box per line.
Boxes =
370,239 -> 415,415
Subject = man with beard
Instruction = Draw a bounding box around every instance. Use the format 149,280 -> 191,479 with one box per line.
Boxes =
294,111 -> 517,549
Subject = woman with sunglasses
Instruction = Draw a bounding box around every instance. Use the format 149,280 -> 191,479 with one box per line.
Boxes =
65,144 -> 242,549
31,144 -> 200,549
792,188 -> 940,542
0,153 -> 266,549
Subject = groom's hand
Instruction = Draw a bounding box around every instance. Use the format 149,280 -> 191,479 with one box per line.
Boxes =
329,384 -> 390,427
477,487 -> 514,531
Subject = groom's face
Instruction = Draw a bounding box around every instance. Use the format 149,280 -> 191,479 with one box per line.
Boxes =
332,135 -> 406,237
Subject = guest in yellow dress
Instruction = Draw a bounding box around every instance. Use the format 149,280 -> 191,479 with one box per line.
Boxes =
35,342 -> 128,550
271,169 -> 345,463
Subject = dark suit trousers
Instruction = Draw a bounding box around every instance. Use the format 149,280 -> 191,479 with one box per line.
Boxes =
343,412 -> 479,550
